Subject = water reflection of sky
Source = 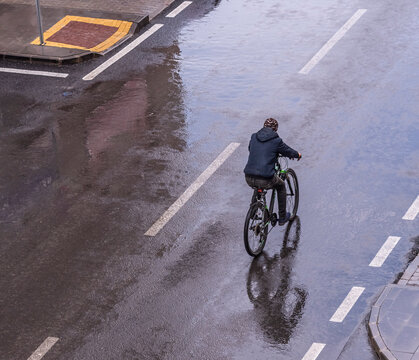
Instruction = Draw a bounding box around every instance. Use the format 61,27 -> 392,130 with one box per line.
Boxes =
174,0 -> 359,145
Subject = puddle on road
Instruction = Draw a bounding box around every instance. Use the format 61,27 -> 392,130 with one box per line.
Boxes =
170,0 -> 358,146
0,38 -> 196,358
0,0 -> 350,214
0,47 -> 189,209
84,79 -> 148,162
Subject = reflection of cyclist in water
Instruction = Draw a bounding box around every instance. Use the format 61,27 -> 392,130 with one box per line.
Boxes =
246,217 -> 307,346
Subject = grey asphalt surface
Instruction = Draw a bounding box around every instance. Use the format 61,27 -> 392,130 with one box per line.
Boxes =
0,0 -> 418,359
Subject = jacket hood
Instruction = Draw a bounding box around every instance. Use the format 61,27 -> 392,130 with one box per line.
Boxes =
256,127 -> 279,142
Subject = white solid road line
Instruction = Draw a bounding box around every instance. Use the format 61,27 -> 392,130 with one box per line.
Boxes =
299,9 -> 367,75
302,343 -> 326,360
0,67 -> 68,78
330,286 -> 365,322
83,24 -> 164,81
402,195 -> 419,220
369,236 -> 401,267
27,337 -> 59,360
145,142 -> 240,236
166,1 -> 193,18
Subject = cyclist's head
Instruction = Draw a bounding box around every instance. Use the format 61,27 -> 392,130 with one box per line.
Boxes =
263,118 -> 278,132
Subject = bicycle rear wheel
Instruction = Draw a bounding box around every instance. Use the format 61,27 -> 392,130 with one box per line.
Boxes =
284,168 -> 299,220
244,201 -> 269,256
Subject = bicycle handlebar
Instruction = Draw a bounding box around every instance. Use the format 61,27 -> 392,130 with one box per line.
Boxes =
277,153 -> 302,161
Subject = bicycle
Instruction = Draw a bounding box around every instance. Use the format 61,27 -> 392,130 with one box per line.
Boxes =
243,156 -> 299,257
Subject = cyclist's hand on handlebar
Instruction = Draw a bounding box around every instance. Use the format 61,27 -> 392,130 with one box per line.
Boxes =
288,153 -> 302,161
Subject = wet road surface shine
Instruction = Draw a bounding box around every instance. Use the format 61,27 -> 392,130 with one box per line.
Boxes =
1,0 -> 418,359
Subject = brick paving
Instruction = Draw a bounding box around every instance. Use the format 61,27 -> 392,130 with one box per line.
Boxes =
407,266 -> 419,286
48,21 -> 118,49
399,256 -> 419,286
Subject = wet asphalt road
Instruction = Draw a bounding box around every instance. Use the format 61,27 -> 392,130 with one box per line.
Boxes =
1,0 -> 419,359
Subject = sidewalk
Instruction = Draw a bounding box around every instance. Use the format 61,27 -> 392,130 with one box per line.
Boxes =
0,0 -> 175,62
369,255 -> 419,360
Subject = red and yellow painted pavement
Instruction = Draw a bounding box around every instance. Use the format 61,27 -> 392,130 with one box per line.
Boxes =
31,15 -> 133,53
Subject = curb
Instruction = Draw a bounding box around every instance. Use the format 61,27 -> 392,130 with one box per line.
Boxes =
368,285 -> 398,360
368,255 -> 419,360
98,14 -> 149,55
0,14 -> 149,64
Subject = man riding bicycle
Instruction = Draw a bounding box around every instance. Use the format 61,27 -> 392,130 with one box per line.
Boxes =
244,118 -> 301,225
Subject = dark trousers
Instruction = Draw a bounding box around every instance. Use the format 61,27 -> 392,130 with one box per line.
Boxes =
245,174 -> 287,218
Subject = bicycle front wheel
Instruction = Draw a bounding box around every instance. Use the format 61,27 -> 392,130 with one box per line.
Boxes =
285,168 -> 299,220
244,202 -> 269,257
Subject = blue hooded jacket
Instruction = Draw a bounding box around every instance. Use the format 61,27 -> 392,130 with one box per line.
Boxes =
244,127 -> 299,178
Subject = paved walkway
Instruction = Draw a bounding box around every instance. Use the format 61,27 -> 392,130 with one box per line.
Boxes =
0,0 -> 174,19
369,255 -> 419,360
0,0 -> 175,62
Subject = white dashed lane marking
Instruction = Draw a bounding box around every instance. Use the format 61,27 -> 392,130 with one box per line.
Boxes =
369,236 -> 401,267
166,1 -> 193,18
402,195 -> 419,220
299,9 -> 367,74
0,67 -> 68,78
27,337 -> 59,360
83,24 -> 164,81
330,286 -> 365,323
301,343 -> 326,360
145,142 -> 240,236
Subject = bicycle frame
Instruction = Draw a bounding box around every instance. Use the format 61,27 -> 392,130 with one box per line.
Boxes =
250,156 -> 293,227
252,188 -> 277,229
277,157 -> 295,197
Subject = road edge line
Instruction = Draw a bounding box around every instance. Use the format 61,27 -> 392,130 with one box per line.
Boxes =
299,9 -> 367,75
27,337 -> 59,360
145,142 -> 240,236
166,1 -> 193,18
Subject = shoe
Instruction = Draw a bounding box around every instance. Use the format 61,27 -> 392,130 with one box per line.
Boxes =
277,212 -> 290,226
